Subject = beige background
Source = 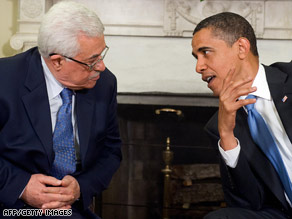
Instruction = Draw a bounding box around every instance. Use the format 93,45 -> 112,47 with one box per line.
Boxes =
2,0 -> 292,94
0,0 -> 18,58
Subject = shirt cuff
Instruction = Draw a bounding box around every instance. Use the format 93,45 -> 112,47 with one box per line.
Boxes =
19,187 -> 26,199
218,138 -> 241,168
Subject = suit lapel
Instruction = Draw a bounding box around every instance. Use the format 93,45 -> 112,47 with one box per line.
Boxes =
22,49 -> 54,166
235,108 -> 289,209
265,65 -> 292,143
239,65 -> 292,209
75,90 -> 95,165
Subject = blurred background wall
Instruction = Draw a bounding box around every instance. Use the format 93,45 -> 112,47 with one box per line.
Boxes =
0,0 -> 18,57
3,0 -> 292,95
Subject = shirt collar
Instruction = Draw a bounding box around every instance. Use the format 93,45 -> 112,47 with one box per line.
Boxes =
41,56 -> 64,100
251,64 -> 271,100
240,64 -> 271,101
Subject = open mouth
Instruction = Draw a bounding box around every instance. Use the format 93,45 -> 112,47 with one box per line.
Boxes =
206,76 -> 215,84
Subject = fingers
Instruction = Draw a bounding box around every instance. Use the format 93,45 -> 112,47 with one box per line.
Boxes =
42,187 -> 74,199
41,185 -> 75,209
39,175 -> 62,187
221,76 -> 255,99
43,175 -> 80,205
42,200 -> 72,209
237,97 -> 257,108
61,175 -> 81,201
223,68 -> 253,90
221,68 -> 236,93
220,67 -> 256,108
42,175 -> 74,194
55,205 -> 71,210
223,68 -> 236,86
21,174 -> 62,208
21,174 -> 78,209
58,205 -> 71,210
42,185 -> 70,195
43,186 -> 63,194
217,68 -> 256,151
61,175 -> 74,187
221,86 -> 257,112
42,201 -> 71,209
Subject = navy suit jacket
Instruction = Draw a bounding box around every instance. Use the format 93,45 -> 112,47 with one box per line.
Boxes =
205,63 -> 292,216
0,47 -> 122,210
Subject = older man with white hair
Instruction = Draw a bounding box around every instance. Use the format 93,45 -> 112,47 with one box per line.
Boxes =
0,2 -> 122,218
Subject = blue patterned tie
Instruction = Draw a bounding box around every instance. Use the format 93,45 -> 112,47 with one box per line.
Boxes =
246,95 -> 292,202
51,88 -> 76,179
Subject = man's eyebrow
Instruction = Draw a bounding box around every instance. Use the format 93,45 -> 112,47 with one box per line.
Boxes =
192,46 -> 212,59
198,46 -> 212,52
85,53 -> 100,61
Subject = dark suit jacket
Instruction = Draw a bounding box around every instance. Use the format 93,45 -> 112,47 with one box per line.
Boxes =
0,47 -> 122,211
205,62 -> 292,216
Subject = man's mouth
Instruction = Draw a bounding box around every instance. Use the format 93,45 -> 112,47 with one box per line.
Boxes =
206,76 -> 215,84
89,71 -> 100,80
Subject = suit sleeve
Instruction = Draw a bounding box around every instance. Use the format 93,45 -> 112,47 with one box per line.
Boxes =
205,112 -> 265,210
0,157 -> 31,206
0,103 -> 31,207
75,75 -> 122,209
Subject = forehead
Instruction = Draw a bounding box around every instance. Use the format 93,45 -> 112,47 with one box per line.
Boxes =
77,34 -> 105,58
192,28 -> 227,50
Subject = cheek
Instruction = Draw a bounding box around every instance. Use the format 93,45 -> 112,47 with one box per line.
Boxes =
213,57 -> 234,76
208,60 -> 227,76
68,70 -> 89,83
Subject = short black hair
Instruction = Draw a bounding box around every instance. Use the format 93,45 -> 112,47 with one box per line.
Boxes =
193,12 -> 258,57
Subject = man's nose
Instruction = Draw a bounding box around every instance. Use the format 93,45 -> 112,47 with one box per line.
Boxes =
195,58 -> 207,74
94,60 -> 106,72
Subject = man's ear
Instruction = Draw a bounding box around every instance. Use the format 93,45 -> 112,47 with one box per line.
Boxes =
237,37 -> 250,59
49,54 -> 64,71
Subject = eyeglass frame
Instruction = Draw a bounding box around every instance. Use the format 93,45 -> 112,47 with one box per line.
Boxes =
49,45 -> 109,71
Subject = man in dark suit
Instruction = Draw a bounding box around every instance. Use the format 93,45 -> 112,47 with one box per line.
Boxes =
0,1 -> 121,218
192,12 -> 292,218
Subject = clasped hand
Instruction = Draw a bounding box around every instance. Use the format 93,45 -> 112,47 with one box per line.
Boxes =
21,174 -> 80,209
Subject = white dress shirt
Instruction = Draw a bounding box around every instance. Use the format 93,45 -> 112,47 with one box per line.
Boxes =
41,57 -> 75,132
219,64 -> 292,206
41,57 -> 80,162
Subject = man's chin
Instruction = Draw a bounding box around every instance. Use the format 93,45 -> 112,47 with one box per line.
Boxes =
89,72 -> 100,80
84,81 -> 97,89
211,89 -> 220,97
68,81 -> 97,90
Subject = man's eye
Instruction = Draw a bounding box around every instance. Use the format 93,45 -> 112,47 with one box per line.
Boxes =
88,59 -> 98,65
91,56 -> 102,64
203,50 -> 210,55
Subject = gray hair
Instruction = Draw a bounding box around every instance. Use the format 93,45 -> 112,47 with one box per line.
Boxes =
38,1 -> 104,58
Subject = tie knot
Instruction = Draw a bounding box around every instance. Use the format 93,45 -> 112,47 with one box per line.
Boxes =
245,94 -> 256,111
60,88 -> 73,104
